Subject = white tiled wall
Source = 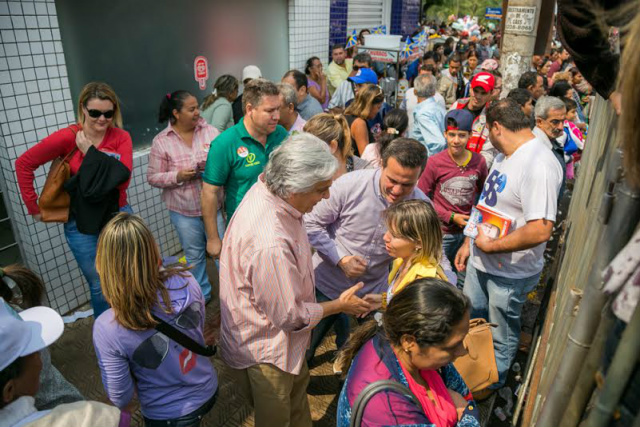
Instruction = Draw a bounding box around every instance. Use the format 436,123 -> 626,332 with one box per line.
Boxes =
0,0 -> 180,314
1,0 -> 322,314
288,0 -> 330,70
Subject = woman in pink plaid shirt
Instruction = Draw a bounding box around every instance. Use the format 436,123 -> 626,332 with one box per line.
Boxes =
147,90 -> 224,302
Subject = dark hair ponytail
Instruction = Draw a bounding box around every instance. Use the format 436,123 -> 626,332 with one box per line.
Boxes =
0,265 -> 45,309
158,90 -> 194,124
201,75 -> 239,111
305,57 -> 320,76
336,319 -> 379,376
378,108 -> 409,159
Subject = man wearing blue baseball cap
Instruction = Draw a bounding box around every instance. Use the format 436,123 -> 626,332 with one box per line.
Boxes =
344,68 -> 394,144
0,300 -> 130,426
418,108 -> 488,283
348,68 -> 378,85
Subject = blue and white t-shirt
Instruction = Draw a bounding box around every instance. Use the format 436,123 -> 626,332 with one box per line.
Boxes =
470,137 -> 563,278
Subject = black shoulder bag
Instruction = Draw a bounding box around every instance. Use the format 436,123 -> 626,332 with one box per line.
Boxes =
152,314 -> 217,357
349,380 -> 420,427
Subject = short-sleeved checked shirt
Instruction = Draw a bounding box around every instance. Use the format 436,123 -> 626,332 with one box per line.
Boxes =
203,117 -> 288,219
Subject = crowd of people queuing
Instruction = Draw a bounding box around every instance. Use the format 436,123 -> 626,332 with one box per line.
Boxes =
0,17 -> 595,427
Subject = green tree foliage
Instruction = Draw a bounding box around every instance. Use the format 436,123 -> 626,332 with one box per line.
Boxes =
423,0 -> 503,25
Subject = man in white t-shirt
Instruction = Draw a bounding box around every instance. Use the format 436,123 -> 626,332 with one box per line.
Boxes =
455,98 -> 563,392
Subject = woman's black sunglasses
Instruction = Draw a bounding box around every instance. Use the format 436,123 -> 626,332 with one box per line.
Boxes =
87,109 -> 115,119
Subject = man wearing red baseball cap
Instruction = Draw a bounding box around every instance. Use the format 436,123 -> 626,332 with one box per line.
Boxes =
450,71 -> 499,168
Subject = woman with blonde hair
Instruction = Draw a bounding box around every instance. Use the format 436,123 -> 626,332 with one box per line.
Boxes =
365,199 -> 447,311
303,113 -> 371,177
15,81 -> 133,318
92,213 -> 218,427
344,84 -> 385,156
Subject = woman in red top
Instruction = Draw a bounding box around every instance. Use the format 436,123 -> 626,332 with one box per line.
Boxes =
15,82 -> 133,318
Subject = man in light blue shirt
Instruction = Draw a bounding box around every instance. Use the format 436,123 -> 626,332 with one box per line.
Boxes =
282,69 -> 324,120
410,73 -> 447,156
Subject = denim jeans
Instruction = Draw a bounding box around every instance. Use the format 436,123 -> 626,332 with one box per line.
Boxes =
306,288 -> 350,363
63,205 -> 133,318
463,262 -> 540,389
169,210 -> 226,302
144,391 -> 217,427
442,233 -> 466,289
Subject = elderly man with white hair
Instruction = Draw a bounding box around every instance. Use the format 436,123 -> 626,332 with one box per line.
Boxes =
410,73 -> 447,155
532,95 -> 567,198
277,83 -> 306,134
217,133 -> 370,427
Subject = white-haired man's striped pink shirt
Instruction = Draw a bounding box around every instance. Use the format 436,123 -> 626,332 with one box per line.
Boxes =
218,175 -> 323,375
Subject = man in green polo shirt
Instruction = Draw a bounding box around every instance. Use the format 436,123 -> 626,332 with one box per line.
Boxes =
202,78 -> 289,258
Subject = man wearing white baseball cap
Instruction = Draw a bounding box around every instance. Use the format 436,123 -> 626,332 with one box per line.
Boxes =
232,65 -> 263,124
0,300 -> 129,427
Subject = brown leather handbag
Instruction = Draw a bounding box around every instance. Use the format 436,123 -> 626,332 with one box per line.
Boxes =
38,126 -> 80,223
453,318 -> 499,393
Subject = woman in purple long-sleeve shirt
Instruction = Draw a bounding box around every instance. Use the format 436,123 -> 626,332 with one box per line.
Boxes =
93,213 -> 217,427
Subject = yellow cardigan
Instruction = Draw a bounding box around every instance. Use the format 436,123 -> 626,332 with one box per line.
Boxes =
388,256 -> 446,296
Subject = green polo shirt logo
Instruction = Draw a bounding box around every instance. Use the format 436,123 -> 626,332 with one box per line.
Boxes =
203,118 -> 289,219
245,152 -> 260,167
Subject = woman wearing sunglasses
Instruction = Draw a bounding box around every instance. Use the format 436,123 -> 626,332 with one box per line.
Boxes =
15,82 -> 133,318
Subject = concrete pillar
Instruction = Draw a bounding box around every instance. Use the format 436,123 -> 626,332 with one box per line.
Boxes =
500,0 -> 543,95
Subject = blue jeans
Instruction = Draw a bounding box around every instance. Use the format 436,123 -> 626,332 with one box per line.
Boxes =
463,262 -> 540,389
442,233 -> 466,289
306,288 -> 351,363
169,210 -> 226,302
144,391 -> 217,427
64,205 -> 133,318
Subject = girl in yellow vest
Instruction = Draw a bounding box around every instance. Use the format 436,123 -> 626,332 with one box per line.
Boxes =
365,199 -> 447,311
